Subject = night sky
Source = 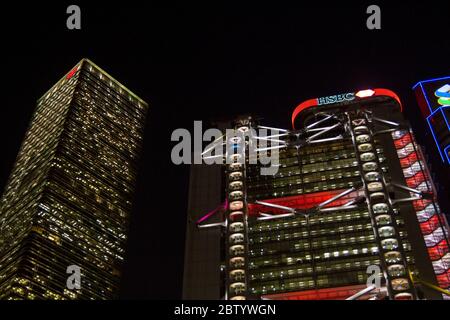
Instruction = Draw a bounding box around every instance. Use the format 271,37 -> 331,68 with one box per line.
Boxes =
0,2 -> 449,299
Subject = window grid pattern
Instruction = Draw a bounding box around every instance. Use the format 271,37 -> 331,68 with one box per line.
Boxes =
0,60 -> 148,300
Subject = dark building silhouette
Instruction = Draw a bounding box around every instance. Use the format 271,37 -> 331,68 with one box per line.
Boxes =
0,59 -> 148,299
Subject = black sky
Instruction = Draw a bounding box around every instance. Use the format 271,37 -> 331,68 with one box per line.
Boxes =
0,2 -> 449,299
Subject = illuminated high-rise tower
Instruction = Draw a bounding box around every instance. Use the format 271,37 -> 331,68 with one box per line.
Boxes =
184,88 -> 450,300
0,59 -> 148,299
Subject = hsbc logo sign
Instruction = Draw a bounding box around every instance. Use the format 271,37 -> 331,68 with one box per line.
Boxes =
318,93 -> 355,106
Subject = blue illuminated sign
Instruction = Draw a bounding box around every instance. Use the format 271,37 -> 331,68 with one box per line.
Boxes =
414,76 -> 450,165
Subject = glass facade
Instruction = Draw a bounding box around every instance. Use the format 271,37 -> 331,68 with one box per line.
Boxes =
392,130 -> 450,298
0,59 -> 148,300
244,138 -> 415,298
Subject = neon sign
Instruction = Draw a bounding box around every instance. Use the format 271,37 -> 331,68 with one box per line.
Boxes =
414,76 -> 450,164
435,84 -> 450,106
292,88 -> 403,129
318,93 -> 355,106
66,65 -> 80,80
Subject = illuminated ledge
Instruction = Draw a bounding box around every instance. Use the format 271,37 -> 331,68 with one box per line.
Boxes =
291,88 -> 402,129
262,284 -> 370,300
37,58 -> 148,107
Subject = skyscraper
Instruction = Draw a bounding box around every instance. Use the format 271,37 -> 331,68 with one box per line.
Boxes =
0,59 -> 148,299
184,88 -> 450,300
